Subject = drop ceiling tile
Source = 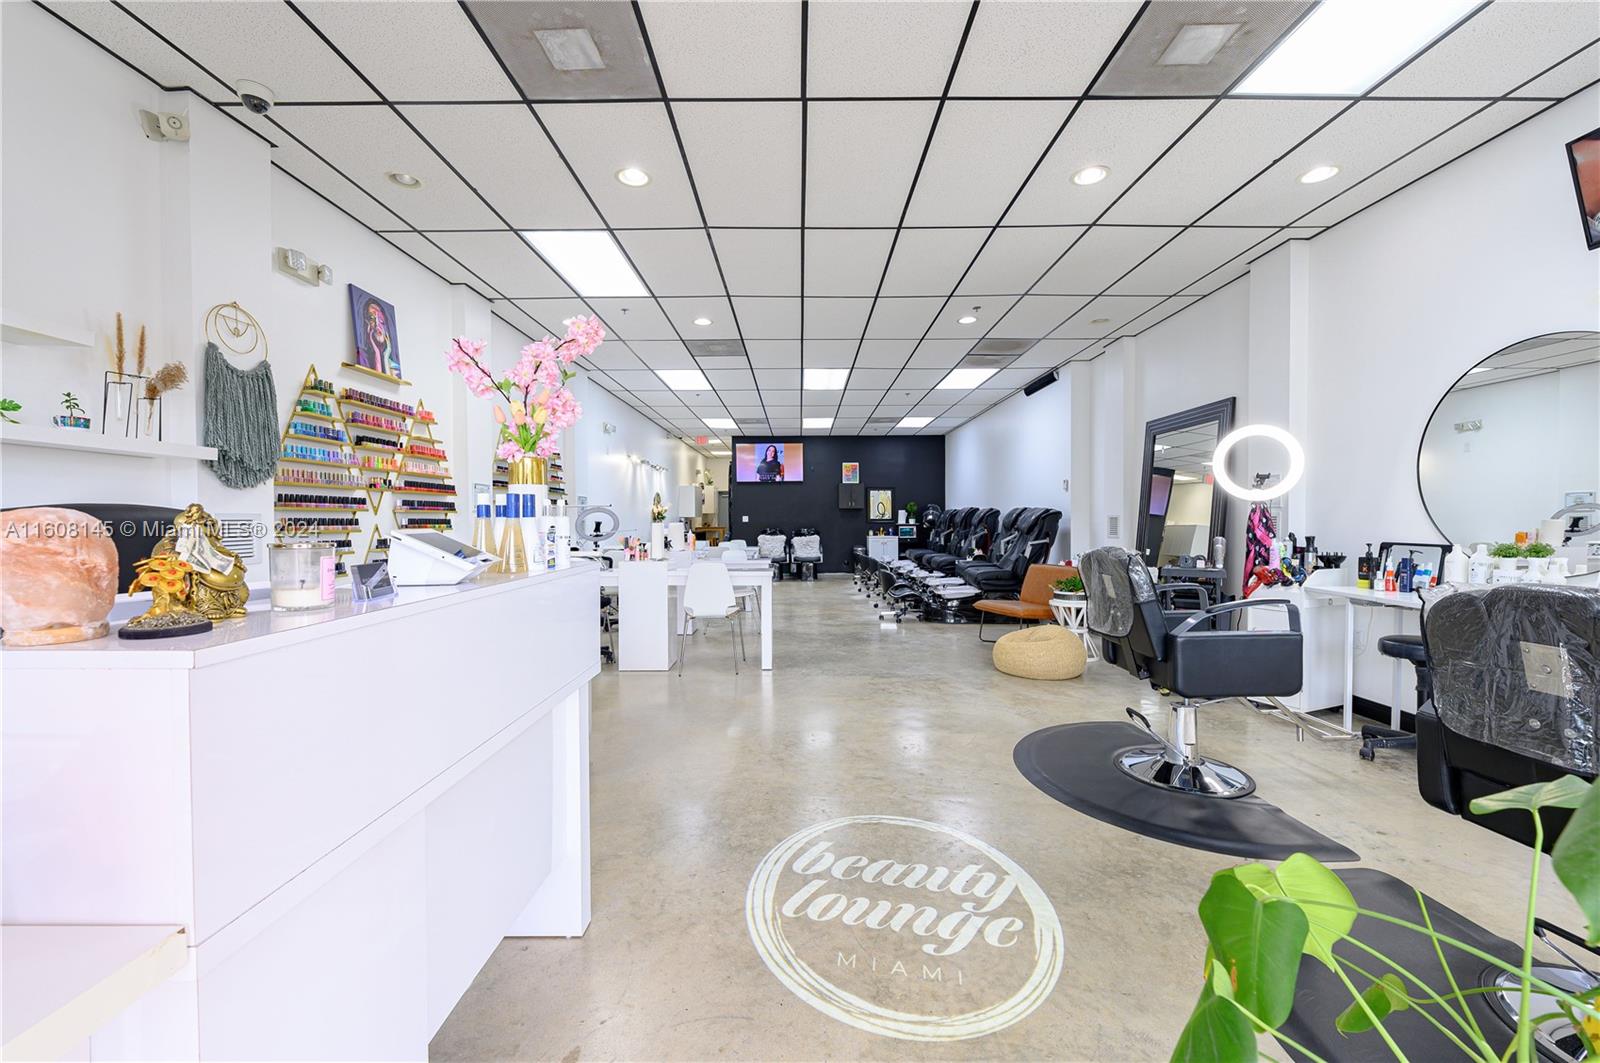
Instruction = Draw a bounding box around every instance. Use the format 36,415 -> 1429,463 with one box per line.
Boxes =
1205,100 -> 1482,226
1105,227 -> 1269,295
463,1 -> 658,100
734,298 -> 801,338
608,370 -> 671,390
807,102 -> 939,226
661,297 -> 738,338
855,340 -> 917,368
951,0 -> 1140,95
297,2 -> 516,100
1052,295 -> 1163,338
864,300 -> 944,340
1377,2 -> 1600,97
270,137 -> 409,232
1005,100 -> 1217,226
1102,100 -> 1347,226
746,340 -> 800,367
123,1 -> 379,101
1129,296 -> 1203,334
985,366 -> 1050,389
1183,228 -> 1318,295
512,298 -> 600,334
807,1 -> 973,96
586,299 -> 678,340
803,298 -> 873,338
881,229 -> 991,296
906,100 -> 1074,227
1297,101 -> 1550,227
1009,342 -> 1070,368
841,391 -> 885,405
614,230 -> 723,297
711,230 -> 801,295
893,369 -> 950,389
380,233 -> 492,292
705,368 -> 758,391
578,344 -> 649,372
271,106 -> 500,228
954,227 -> 1085,296
640,0 -> 801,96
675,102 -> 802,226
401,105 -> 599,229
535,102 -> 700,227
926,299 -> 1018,339
1033,226 -> 1181,295
756,368 -> 802,388
491,303 -> 544,341
804,231 -> 896,296
626,340 -> 696,369
1511,41 -> 1600,98
41,1 -> 234,99
907,340 -> 973,369
992,295 -> 1091,337
429,231 -> 574,297
802,340 -> 859,368
846,368 -> 903,389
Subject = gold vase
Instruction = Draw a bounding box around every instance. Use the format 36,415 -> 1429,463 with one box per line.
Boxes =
508,456 -> 546,486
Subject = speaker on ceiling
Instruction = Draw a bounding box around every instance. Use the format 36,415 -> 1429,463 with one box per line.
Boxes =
1023,370 -> 1059,397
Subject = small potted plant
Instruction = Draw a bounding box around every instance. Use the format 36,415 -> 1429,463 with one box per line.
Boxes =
53,392 -> 90,430
1521,541 -> 1555,558
1521,539 -> 1555,580
0,398 -> 20,424
1489,541 -> 1522,581
1052,573 -> 1085,600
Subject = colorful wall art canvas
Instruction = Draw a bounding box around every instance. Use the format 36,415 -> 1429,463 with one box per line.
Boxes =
841,462 -> 859,484
347,285 -> 402,379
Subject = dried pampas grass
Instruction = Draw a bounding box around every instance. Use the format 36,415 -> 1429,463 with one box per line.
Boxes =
143,362 -> 188,401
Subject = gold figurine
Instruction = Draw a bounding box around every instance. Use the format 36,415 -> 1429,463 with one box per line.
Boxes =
151,503 -> 250,620
120,556 -> 213,638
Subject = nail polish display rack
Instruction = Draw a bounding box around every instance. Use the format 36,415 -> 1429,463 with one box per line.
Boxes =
331,390 -> 458,564
273,365 -> 359,575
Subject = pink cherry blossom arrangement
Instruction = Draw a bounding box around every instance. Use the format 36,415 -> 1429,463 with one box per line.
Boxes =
443,315 -> 603,462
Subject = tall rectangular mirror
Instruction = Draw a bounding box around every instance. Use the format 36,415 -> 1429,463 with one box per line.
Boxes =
1137,398 -> 1235,570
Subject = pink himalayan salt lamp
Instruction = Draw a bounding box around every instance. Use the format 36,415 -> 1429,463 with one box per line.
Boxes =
1,507 -> 118,646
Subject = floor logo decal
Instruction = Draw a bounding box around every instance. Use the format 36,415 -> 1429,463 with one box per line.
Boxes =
745,815 -> 1063,1041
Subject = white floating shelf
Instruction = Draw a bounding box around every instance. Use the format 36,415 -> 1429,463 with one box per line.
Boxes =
0,423 -> 217,461
0,309 -> 94,349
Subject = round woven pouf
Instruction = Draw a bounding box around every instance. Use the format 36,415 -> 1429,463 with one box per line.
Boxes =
993,624 -> 1086,680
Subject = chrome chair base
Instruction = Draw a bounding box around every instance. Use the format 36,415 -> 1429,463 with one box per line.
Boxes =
1487,964 -> 1597,1063
1115,746 -> 1257,798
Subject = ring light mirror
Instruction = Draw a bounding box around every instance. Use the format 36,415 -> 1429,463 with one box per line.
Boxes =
1211,424 -> 1305,502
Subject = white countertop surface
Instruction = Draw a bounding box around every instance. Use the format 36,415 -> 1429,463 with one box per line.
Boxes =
2,561 -> 599,670
1303,584 -> 1425,609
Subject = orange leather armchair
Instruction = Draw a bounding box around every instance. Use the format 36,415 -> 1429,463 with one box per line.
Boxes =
974,563 -> 1076,642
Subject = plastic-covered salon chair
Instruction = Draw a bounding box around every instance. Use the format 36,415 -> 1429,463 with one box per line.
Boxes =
1413,583 -> 1597,1052
791,528 -> 822,580
756,527 -> 790,580
1081,546 -> 1303,798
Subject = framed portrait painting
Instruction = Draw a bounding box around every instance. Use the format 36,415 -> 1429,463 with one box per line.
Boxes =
347,285 -> 403,380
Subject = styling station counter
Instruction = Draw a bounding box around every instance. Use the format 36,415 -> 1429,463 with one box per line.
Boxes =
1,563 -> 599,1060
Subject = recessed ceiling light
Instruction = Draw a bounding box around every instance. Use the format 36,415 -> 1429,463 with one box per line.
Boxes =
692,316 -> 713,327
1072,165 -> 1110,186
521,230 -> 647,297
387,172 -> 423,189
935,367 -> 997,390
1298,164 -> 1340,184
802,417 -> 833,429
655,369 -> 711,391
1234,0 -> 1478,95
896,416 -> 933,430
1158,22 -> 1241,66
615,167 -> 650,187
535,27 -> 605,71
957,314 -> 978,325
703,418 -> 737,429
803,368 -> 849,390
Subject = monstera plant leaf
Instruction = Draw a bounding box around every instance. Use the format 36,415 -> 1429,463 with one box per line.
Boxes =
1550,778 -> 1600,945
1335,973 -> 1412,1033
1171,986 -> 1258,1063
1469,775 -> 1591,815
1197,872 -> 1309,1027
1233,853 -> 1357,970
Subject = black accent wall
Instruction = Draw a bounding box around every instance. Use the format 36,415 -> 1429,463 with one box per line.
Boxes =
728,435 -> 945,572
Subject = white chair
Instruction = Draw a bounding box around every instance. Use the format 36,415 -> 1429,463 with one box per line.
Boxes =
722,539 -> 748,551
679,561 -> 745,675
721,546 -> 761,628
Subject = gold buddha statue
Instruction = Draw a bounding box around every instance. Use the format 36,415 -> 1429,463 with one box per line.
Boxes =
152,503 -> 249,620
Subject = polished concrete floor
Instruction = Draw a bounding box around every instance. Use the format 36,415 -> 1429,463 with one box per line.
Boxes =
432,575 -> 1580,1061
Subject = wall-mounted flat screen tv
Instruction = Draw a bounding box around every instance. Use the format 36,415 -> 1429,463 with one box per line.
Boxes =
1566,127 -> 1600,251
735,442 -> 804,482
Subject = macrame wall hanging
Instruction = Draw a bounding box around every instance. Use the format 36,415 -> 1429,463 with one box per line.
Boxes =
202,301 -> 280,489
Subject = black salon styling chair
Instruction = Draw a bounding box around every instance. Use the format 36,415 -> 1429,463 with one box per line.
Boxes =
1080,546 -> 1303,798
1413,583 -> 1598,1055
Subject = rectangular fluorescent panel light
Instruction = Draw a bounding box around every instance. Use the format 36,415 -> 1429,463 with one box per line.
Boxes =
934,367 -> 998,390
896,416 -> 933,429
710,449 -> 731,456
702,418 -> 737,429
534,28 -> 605,71
1234,0 -> 1478,95
1159,23 -> 1241,66
803,368 -> 850,390
520,231 -> 647,297
655,369 -> 710,391
1173,473 -> 1200,483
802,417 -> 833,429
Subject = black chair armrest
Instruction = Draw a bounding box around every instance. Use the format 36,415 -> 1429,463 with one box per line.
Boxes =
1414,701 -> 1459,814
1155,582 -> 1211,611
1172,598 -> 1301,635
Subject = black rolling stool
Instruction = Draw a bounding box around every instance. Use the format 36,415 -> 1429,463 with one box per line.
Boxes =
1360,634 -> 1431,760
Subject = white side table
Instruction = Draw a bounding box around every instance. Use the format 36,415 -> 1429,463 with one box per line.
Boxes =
1049,595 -> 1098,662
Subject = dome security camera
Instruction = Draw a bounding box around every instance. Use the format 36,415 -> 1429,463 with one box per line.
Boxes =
235,79 -> 276,115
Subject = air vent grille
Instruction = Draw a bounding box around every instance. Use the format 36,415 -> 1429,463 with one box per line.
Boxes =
217,513 -> 260,562
1107,515 -> 1120,539
866,417 -> 901,426
970,338 -> 1032,356
957,352 -> 1017,369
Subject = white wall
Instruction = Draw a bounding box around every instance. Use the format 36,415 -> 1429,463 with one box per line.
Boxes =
944,375 -> 1072,559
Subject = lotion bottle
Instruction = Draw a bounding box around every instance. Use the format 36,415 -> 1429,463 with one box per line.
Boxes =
1468,544 -> 1491,585
1443,545 -> 1468,585
553,500 -> 572,569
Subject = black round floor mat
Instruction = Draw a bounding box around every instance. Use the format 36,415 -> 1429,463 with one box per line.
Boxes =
1014,722 -> 1358,862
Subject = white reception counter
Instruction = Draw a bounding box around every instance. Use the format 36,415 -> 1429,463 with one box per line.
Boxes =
1,562 -> 600,1060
